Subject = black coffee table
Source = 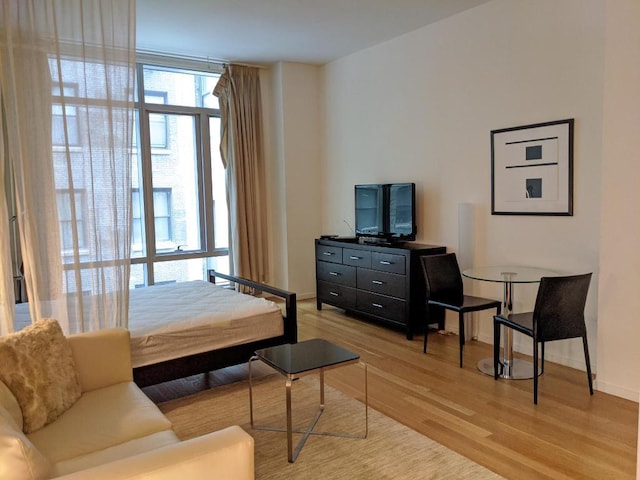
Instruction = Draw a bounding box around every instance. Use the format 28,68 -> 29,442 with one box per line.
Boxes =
248,338 -> 368,462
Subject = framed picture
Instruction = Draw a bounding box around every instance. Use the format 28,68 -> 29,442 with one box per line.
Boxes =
491,118 -> 574,216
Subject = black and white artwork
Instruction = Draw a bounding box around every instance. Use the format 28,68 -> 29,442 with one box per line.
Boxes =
491,119 -> 574,215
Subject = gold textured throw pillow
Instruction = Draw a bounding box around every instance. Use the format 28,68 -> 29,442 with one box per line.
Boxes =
0,319 -> 82,433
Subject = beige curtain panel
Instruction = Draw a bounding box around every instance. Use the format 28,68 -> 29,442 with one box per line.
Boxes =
213,65 -> 270,284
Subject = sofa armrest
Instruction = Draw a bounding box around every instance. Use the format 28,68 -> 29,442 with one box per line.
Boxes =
55,426 -> 254,480
67,328 -> 133,392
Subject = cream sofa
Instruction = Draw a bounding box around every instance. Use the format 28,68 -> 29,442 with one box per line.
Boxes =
0,327 -> 254,480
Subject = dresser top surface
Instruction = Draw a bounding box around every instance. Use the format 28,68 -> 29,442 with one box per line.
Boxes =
316,237 -> 445,253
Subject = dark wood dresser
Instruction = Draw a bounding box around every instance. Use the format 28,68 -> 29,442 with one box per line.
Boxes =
315,237 -> 446,339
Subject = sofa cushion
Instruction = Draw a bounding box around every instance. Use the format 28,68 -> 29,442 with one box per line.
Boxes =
52,430 -> 179,477
0,318 -> 82,433
0,379 -> 23,431
0,405 -> 52,480
27,381 -> 173,463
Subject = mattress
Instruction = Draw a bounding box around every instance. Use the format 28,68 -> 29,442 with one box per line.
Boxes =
14,280 -> 284,368
127,280 -> 283,367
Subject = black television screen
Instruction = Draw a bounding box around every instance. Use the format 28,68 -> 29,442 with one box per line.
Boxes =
355,184 -> 384,236
387,183 -> 416,239
354,183 -> 416,242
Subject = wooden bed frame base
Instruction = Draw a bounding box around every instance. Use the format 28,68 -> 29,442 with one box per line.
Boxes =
132,270 -> 297,388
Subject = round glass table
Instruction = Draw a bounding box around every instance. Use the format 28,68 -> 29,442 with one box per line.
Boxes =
462,266 -> 559,379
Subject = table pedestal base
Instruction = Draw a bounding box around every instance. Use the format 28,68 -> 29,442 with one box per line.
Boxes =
477,357 -> 541,380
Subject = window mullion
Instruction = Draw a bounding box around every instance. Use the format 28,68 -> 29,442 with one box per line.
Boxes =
200,114 -> 214,254
131,61 -> 226,285
136,63 -> 157,285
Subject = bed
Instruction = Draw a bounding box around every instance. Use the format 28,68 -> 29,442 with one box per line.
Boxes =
12,270 -> 297,387
132,270 -> 297,386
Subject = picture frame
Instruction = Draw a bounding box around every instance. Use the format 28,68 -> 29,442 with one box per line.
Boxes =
491,118 -> 574,216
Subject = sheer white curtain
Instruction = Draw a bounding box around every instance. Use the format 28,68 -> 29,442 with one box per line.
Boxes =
0,0 -> 136,335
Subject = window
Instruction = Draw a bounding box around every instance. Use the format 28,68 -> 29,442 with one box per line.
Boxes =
131,62 -> 227,287
52,83 -> 79,146
57,190 -> 86,250
32,58 -> 228,286
132,188 -> 172,247
153,189 -> 172,243
145,90 -> 168,149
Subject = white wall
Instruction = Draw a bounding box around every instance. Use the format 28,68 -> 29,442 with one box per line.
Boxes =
314,0 -> 638,400
267,0 -> 639,401
598,0 -> 640,401
264,63 -> 322,296
262,66 -> 286,289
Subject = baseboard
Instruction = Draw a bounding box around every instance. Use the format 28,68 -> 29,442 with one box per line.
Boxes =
594,380 -> 639,402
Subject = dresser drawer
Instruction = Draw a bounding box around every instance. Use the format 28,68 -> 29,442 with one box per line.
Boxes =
316,244 -> 342,264
317,281 -> 357,310
316,261 -> 356,286
343,248 -> 371,268
371,252 -> 406,274
356,291 -> 406,324
357,268 -> 405,298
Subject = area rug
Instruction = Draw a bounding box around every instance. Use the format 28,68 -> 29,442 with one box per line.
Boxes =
157,374 -> 504,480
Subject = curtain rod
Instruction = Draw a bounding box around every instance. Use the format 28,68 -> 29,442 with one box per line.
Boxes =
135,48 -> 267,70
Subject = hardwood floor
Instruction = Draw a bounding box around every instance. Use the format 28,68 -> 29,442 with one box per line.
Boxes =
145,298 -> 638,480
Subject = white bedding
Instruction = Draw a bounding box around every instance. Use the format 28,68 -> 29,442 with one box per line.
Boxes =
128,280 -> 284,367
14,280 -> 284,368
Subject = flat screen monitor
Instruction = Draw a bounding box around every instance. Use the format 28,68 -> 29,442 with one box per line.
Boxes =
354,182 -> 416,243
387,183 -> 416,239
355,184 -> 384,236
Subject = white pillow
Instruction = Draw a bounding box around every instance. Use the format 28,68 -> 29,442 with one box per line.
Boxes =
0,406 -> 51,480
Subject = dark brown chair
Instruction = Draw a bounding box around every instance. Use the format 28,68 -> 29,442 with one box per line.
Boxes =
420,253 -> 501,367
493,273 -> 594,404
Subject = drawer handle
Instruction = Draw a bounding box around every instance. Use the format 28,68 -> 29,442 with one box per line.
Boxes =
329,291 -> 339,296
379,260 -> 392,265
329,272 -> 340,276
372,280 -> 384,285
323,252 -> 334,256
372,303 -> 384,308
349,255 -> 361,260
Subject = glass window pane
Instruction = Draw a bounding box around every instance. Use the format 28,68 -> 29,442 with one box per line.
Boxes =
52,83 -> 80,146
130,263 -> 147,289
149,113 -> 167,148
145,91 -> 167,104
131,114 -> 146,259
132,219 -> 142,244
154,218 -> 170,242
153,190 -> 170,215
50,58 -> 131,101
154,258 -> 210,283
207,255 -> 229,276
151,114 -> 201,253
142,65 -> 219,108
56,190 -> 87,251
132,190 -> 141,217
209,116 -> 228,249
201,74 -> 220,108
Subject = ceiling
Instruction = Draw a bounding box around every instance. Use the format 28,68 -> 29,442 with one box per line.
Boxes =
136,0 -> 491,66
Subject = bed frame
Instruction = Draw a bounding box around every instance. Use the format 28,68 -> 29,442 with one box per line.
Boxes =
132,270 -> 297,387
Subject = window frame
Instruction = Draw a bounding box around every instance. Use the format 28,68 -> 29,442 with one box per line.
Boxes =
132,61 -> 227,286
